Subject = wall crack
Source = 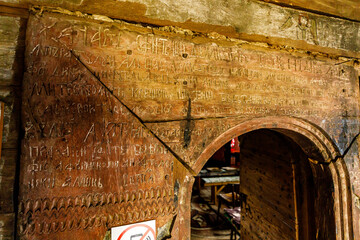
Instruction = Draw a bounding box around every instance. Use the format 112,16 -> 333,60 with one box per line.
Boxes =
65,47 -> 196,175
311,132 -> 360,165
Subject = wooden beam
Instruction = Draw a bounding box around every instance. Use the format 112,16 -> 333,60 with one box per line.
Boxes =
0,3 -> 29,18
260,0 -> 360,22
0,102 -> 4,159
292,162 -> 300,240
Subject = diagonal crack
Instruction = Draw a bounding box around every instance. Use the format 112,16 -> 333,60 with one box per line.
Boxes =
337,132 -> 360,160
143,115 -> 233,123
312,132 -> 360,165
183,98 -> 192,149
158,215 -> 177,240
69,50 -> 196,175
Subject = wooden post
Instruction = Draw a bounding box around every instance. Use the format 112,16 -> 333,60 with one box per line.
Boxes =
292,162 -> 300,240
0,102 -> 4,158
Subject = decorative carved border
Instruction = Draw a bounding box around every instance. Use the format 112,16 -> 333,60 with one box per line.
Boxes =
18,187 -> 175,235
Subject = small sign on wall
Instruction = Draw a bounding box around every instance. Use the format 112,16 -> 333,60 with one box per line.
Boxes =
111,220 -> 156,240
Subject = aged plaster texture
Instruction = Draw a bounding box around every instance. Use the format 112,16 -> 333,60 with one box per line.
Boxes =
2,0 -> 360,55
123,0 -> 360,52
269,0 -> 360,22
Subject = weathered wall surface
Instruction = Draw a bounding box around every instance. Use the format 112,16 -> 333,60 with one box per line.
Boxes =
16,10 -> 359,240
2,0 -> 360,22
0,14 -> 25,240
0,0 -> 359,239
264,0 -> 360,22
120,0 -> 360,53
1,0 -> 360,58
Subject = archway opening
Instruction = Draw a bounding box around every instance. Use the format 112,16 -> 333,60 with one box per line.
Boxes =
190,129 -> 336,239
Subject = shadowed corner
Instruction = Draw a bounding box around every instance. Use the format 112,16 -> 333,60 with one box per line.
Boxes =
183,98 -> 193,149
103,229 -> 111,240
157,215 -> 177,240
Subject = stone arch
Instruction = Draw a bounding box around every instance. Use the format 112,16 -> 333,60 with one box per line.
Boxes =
180,116 -> 353,240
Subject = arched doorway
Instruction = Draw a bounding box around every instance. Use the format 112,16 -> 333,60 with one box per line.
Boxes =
179,117 -> 352,240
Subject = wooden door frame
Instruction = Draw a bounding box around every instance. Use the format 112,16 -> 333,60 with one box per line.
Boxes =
178,116 -> 352,240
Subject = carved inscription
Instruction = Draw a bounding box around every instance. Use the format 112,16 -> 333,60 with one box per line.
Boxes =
19,12 -> 359,240
26,18 -> 358,121
19,14 -> 178,240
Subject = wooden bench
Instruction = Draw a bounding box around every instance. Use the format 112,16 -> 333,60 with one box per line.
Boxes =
201,176 -> 240,205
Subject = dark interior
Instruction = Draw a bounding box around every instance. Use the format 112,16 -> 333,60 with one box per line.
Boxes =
192,129 -> 336,240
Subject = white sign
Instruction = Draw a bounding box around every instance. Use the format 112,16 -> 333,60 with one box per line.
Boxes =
111,220 -> 156,240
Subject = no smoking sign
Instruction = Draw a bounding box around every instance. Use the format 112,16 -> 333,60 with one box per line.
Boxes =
111,220 -> 156,240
